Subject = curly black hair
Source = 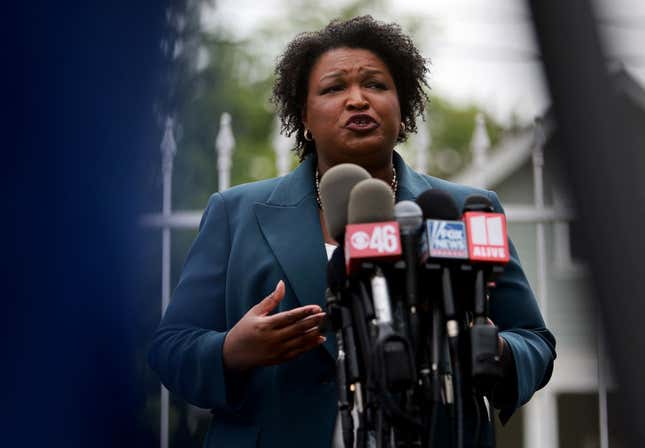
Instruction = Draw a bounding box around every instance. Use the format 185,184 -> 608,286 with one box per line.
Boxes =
271,15 -> 430,161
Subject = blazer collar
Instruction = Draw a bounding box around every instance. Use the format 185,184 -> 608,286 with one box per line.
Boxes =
264,155 -> 316,206
264,150 -> 433,206
392,151 -> 434,201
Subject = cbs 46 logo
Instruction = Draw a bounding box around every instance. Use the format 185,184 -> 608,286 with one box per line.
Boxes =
351,224 -> 399,253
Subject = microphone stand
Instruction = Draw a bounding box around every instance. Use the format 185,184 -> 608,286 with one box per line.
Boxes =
469,268 -> 503,448
353,282 -> 375,448
440,266 -> 464,448
326,288 -> 355,448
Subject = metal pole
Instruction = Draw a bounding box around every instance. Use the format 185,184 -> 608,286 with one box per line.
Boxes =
160,117 -> 177,448
532,118 -> 548,322
524,117 -> 558,448
216,113 -> 235,191
597,312 -> 609,448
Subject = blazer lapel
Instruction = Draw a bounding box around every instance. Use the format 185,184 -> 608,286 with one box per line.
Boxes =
254,157 -> 336,359
254,199 -> 328,311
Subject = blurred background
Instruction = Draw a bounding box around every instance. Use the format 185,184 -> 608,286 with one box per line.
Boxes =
131,0 -> 645,447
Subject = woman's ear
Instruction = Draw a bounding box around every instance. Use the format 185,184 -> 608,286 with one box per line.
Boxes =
301,110 -> 308,132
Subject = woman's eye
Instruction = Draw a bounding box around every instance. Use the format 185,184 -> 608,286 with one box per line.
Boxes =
321,85 -> 343,94
367,82 -> 387,90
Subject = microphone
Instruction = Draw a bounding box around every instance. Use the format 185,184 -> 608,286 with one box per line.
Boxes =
346,178 -> 415,396
346,178 -> 400,324
326,248 -> 356,448
345,178 -> 402,278
394,200 -> 423,308
416,190 -> 469,264
393,200 -> 423,352
463,194 -> 510,264
415,189 -> 465,448
462,194 -> 507,390
344,180 -> 421,447
327,247 -> 361,385
318,165 -> 370,447
319,163 -> 371,242
462,194 -> 509,315
415,189 -> 465,322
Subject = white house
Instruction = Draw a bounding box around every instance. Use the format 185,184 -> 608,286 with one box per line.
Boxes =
449,67 -> 645,448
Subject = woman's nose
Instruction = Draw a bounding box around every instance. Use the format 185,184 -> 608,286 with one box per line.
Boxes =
346,85 -> 369,110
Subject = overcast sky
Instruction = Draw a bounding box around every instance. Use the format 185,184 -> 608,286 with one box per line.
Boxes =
203,0 -> 645,126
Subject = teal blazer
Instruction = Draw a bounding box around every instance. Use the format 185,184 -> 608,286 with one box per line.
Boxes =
148,153 -> 556,447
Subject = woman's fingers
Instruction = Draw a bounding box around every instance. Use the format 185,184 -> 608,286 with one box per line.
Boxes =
267,304 -> 322,329
278,330 -> 326,361
274,312 -> 326,340
252,280 -> 286,316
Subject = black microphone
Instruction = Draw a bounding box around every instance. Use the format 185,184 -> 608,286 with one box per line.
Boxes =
394,200 -> 423,308
327,248 -> 361,383
462,194 -> 506,391
326,247 -> 356,447
416,189 -> 465,448
463,194 -> 495,320
347,179 -> 421,447
393,200 -> 423,353
463,194 -> 494,213
415,189 -> 462,334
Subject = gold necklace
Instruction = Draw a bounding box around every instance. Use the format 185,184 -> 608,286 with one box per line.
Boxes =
314,166 -> 398,210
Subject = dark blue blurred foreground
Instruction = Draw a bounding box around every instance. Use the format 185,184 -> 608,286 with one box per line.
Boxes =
7,2 -> 168,446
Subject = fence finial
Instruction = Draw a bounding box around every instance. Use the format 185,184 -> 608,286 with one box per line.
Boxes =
215,112 -> 235,191
161,116 -> 177,176
413,121 -> 431,174
532,116 -> 546,158
471,112 -> 490,167
272,117 -> 293,176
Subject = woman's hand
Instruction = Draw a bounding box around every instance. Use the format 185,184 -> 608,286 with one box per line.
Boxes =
222,280 -> 327,373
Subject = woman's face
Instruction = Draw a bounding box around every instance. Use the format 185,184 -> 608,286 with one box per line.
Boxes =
303,47 -> 401,168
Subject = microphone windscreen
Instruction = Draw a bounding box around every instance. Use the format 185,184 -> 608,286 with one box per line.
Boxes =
327,246 -> 347,293
394,200 -> 423,234
415,189 -> 460,220
463,194 -> 495,212
319,164 -> 371,240
347,178 -> 395,224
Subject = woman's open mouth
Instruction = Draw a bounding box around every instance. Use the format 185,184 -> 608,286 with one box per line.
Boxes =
345,114 -> 379,132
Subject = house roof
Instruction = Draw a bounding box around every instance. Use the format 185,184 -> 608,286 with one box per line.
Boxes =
450,66 -> 644,190
450,123 -> 540,190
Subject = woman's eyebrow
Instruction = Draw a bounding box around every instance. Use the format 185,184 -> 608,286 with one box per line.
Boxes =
359,68 -> 385,76
319,67 -> 384,82
319,70 -> 347,82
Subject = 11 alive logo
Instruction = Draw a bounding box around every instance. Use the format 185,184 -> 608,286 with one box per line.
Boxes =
426,220 -> 469,259
464,212 -> 510,263
345,221 -> 402,272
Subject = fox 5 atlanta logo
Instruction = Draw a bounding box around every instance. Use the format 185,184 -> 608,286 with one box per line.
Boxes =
427,220 -> 468,259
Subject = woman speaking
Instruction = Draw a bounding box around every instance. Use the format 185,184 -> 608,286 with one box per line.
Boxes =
149,16 -> 556,448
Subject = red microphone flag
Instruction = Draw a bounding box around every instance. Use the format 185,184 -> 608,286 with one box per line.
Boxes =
464,212 -> 510,263
344,221 -> 402,274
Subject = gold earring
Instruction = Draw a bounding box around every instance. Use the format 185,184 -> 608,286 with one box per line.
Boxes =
304,128 -> 313,141
399,122 -> 407,138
